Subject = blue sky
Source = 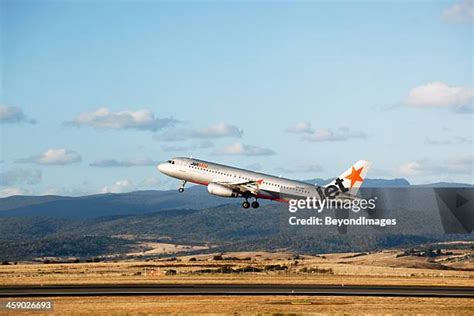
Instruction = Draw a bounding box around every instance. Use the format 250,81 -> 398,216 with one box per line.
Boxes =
1,0 -> 473,196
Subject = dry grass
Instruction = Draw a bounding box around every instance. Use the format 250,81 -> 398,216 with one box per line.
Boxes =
124,241 -> 209,257
2,250 -> 473,314
1,250 -> 473,287
9,295 -> 474,315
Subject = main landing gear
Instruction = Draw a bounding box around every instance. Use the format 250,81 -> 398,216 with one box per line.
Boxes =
242,199 -> 259,209
178,180 -> 187,193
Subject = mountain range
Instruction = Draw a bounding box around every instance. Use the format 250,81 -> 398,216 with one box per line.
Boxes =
1,178 -> 471,219
1,178 -> 472,261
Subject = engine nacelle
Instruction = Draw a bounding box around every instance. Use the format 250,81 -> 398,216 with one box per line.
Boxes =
207,182 -> 238,197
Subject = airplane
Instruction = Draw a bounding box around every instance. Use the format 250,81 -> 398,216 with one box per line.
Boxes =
157,157 -> 371,209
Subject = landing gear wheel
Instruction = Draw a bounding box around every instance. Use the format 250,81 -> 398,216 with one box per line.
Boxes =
178,180 -> 187,193
242,201 -> 250,209
251,201 -> 260,209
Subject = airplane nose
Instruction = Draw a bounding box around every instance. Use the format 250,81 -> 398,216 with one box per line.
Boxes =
157,163 -> 167,174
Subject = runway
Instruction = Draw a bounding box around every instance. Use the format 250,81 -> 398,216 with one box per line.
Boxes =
1,284 -> 473,298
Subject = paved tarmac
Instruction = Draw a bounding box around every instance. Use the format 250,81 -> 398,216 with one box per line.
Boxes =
1,284 -> 473,298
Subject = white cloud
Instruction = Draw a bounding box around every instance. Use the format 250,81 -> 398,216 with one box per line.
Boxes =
442,0 -> 474,23
0,169 -> 42,186
100,177 -> 160,193
287,122 -> 366,142
66,107 -> 177,131
405,82 -> 473,113
398,161 -> 426,177
90,158 -> 158,167
0,187 -> 31,197
156,123 -> 243,141
195,123 -> 243,138
140,177 -> 160,187
101,180 -> 134,194
0,105 -> 36,124
303,127 -> 366,142
398,155 -> 474,177
42,186 -> 93,197
213,142 -> 275,156
161,141 -> 214,152
16,149 -> 82,165
447,154 -> 474,174
425,136 -> 472,146
286,122 -> 313,134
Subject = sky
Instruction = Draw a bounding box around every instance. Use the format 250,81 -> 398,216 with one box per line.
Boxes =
0,0 -> 473,197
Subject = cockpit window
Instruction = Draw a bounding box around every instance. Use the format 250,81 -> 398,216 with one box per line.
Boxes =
167,160 -> 172,163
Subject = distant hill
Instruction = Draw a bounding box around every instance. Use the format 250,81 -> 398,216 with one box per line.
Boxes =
1,199 -> 472,261
414,182 -> 474,188
0,186 -> 231,219
1,185 -> 473,260
0,195 -> 72,212
0,178 -> 472,219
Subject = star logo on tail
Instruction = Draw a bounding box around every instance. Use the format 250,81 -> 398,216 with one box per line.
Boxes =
345,166 -> 364,188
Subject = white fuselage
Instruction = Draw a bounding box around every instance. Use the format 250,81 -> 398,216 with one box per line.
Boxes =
158,157 -> 323,201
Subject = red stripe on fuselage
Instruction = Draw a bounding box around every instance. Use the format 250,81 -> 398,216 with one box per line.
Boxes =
189,180 -> 209,186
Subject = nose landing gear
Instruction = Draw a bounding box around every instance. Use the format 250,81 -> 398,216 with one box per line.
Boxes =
178,180 -> 187,193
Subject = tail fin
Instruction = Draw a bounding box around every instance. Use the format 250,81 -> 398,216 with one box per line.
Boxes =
325,160 -> 372,196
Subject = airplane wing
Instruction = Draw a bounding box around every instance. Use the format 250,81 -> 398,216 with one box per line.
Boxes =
214,179 -> 263,195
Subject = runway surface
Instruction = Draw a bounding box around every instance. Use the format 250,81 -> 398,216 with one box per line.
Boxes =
1,284 -> 473,298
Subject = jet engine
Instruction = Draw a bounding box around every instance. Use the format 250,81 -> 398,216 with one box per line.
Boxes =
207,182 -> 238,197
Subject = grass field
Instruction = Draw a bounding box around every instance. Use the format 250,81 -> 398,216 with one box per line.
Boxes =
1,250 -> 472,286
1,249 -> 472,314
